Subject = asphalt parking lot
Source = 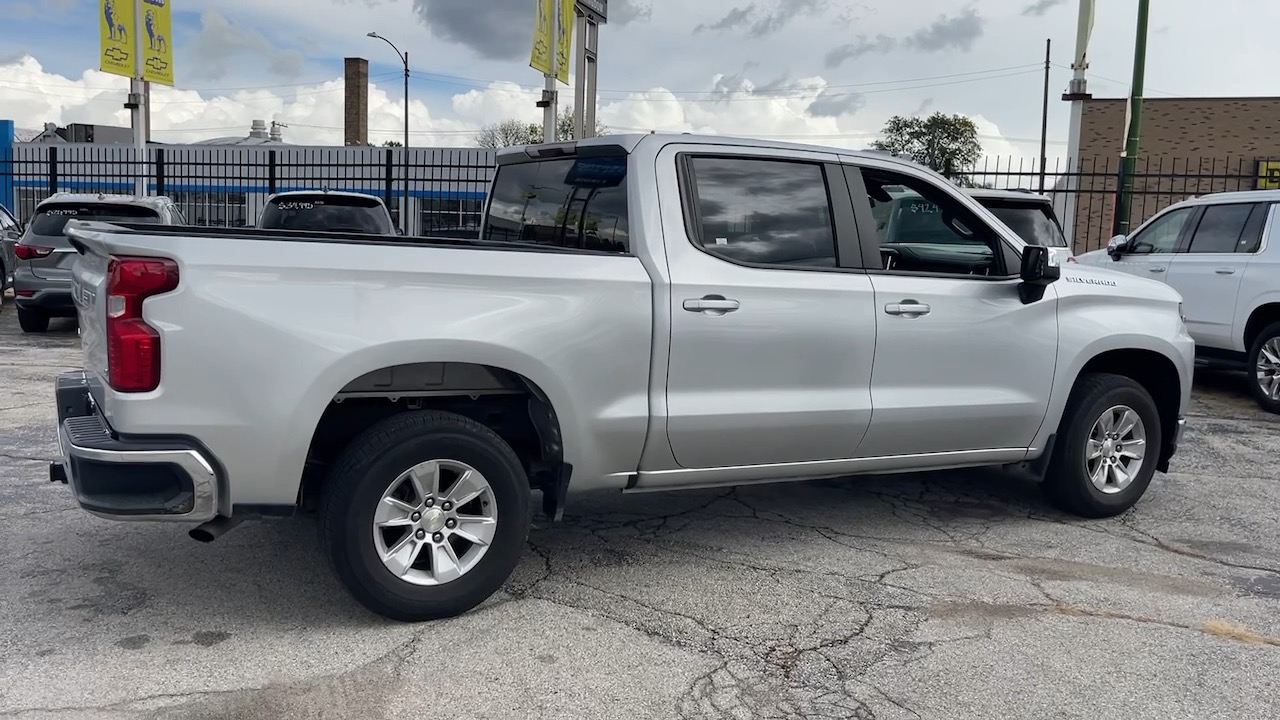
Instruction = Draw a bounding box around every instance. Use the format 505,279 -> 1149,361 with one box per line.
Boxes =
1,306 -> 1278,720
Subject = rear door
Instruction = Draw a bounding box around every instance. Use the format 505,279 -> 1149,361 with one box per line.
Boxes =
658,144 -> 878,470
21,202 -> 161,280
1165,201 -> 1269,351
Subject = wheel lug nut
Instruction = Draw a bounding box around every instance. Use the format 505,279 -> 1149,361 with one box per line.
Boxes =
424,498 -> 434,507
432,532 -> 444,543
446,518 -> 457,529
442,501 -> 453,511
414,529 -> 425,539
411,512 -> 421,521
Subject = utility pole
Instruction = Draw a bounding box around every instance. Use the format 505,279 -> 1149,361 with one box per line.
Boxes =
130,0 -> 146,195
1114,0 -> 1151,236
1039,38 -> 1051,192
1061,0 -> 1095,248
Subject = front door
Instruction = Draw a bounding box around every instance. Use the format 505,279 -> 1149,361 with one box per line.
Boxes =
1107,205 -> 1196,281
661,147 -> 878,469
849,162 -> 1059,457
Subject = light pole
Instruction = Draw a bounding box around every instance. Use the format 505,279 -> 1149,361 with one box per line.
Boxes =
367,31 -> 410,234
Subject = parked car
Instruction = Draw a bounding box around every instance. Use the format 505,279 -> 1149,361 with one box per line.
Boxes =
1075,189 -> 1280,412
964,188 -> 1074,262
257,190 -> 399,235
1,202 -> 22,303
53,133 -> 1192,622
13,193 -> 186,332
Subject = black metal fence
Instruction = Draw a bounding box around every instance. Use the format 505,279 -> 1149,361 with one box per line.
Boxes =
0,144 -> 496,235
969,155 -> 1278,253
3,144 -> 1275,252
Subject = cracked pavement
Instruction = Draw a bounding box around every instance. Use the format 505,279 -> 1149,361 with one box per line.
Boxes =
1,308 -> 1278,720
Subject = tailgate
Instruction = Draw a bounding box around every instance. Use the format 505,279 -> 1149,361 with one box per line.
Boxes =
69,242 -> 111,379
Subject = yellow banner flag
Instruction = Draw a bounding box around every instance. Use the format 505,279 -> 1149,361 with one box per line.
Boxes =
140,0 -> 174,86
99,0 -> 136,79
529,0 -> 573,85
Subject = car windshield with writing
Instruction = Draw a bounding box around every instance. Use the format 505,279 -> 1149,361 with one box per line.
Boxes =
28,203 -> 161,238
259,194 -> 394,235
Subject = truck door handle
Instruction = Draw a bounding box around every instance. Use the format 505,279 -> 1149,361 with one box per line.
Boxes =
1148,266 -> 1165,273
683,295 -> 740,314
1214,267 -> 1238,275
885,301 -> 931,317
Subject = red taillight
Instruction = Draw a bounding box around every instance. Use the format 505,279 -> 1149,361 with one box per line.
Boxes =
14,243 -> 53,260
106,256 -> 179,393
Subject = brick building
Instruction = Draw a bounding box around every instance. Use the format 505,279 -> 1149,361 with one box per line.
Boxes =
1067,96 -> 1280,251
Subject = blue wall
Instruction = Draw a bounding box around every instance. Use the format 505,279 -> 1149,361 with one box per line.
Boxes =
0,119 -> 13,214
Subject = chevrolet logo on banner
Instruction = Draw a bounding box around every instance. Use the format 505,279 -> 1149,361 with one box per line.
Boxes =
141,0 -> 174,85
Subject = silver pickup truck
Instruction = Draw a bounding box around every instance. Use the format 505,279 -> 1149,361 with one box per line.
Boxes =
53,134 -> 1193,622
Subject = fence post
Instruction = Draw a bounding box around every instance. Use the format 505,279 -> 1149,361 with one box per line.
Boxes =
268,150 -> 277,194
155,148 -> 166,196
48,145 -> 58,195
1111,161 -> 1127,237
384,150 -> 394,210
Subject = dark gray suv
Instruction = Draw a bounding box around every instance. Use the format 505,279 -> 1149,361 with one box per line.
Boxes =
13,193 -> 186,333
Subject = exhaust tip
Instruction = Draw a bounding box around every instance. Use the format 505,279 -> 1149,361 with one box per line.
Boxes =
189,515 -> 242,543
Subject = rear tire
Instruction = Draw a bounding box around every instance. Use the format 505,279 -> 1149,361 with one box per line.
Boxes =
1246,321 -> 1280,414
17,308 -> 49,333
320,410 -> 531,622
1042,373 -> 1163,518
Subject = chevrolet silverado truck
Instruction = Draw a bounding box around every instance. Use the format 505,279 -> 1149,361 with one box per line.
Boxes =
53,134 -> 1193,622
1076,189 -> 1280,413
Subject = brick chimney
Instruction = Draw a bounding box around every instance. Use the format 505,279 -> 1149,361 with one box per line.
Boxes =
344,57 -> 370,146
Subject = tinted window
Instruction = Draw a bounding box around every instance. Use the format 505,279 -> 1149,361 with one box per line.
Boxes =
259,194 -> 393,234
687,157 -> 836,267
1188,203 -> 1255,254
982,202 -> 1068,247
1130,207 -> 1192,254
483,156 -> 630,253
28,203 -> 160,236
862,168 -> 1003,276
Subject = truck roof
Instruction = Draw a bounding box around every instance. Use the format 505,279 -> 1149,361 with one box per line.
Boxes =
496,133 -> 938,174
38,192 -> 175,211
963,188 -> 1052,204
1167,188 -> 1280,206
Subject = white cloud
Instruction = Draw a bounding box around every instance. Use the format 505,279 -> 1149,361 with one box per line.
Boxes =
0,54 -> 1029,164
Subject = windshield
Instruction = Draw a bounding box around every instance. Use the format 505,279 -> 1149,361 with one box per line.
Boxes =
259,194 -> 393,234
28,203 -> 160,236
981,201 -> 1068,247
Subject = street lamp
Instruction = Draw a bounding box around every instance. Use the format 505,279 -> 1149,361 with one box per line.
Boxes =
367,31 -> 410,233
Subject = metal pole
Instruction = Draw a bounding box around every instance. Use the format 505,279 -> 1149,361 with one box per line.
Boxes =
131,0 -> 145,195
1061,0 -> 1095,249
1114,0 -> 1150,236
543,2 -> 560,143
403,49 -> 409,234
1039,38 -> 1051,193
573,10 -> 587,140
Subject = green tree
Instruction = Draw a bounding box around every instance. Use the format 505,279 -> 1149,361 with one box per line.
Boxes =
871,112 -> 982,181
381,140 -> 403,147
476,107 -> 608,148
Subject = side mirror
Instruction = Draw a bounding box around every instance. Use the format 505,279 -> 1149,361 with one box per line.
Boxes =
1106,234 -> 1129,259
1020,245 -> 1061,285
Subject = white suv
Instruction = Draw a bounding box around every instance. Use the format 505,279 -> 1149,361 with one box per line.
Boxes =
1076,189 -> 1280,412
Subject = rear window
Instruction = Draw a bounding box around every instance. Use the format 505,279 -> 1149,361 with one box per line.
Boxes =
29,203 -> 160,236
981,201 -> 1068,247
482,155 -> 630,253
259,194 -> 393,234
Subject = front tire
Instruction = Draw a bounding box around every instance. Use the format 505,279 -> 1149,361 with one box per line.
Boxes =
1247,321 -> 1280,414
17,308 -> 49,333
1042,373 -> 1163,518
320,410 -> 531,622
